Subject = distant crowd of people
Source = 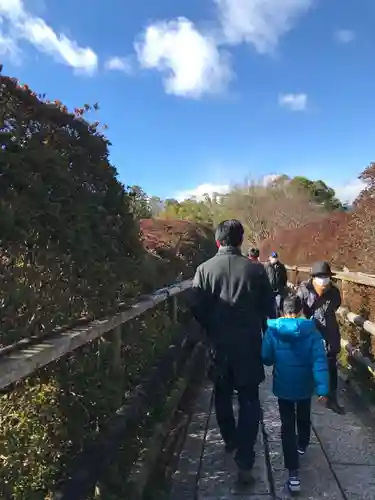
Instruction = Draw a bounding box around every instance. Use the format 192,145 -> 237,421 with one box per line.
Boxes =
190,219 -> 344,495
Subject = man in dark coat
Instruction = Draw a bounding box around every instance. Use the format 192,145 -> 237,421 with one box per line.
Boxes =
297,261 -> 345,414
190,220 -> 275,483
264,252 -> 288,316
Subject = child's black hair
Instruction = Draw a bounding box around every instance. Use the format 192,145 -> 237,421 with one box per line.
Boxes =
248,247 -> 260,258
283,292 -> 302,316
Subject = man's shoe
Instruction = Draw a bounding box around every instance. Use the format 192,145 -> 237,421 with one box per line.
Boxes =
237,468 -> 254,485
297,447 -> 306,456
326,398 -> 346,415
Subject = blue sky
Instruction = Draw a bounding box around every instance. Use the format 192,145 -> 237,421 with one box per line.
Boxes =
1,0 -> 374,203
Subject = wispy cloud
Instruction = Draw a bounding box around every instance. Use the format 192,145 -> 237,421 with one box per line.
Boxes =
135,18 -> 233,98
0,23 -> 20,62
105,56 -> 134,74
0,0 -> 98,74
279,93 -> 308,111
334,178 -> 365,204
334,29 -> 355,44
214,0 -> 314,53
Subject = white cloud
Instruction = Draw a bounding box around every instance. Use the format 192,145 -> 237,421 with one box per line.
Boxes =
334,29 -> 355,44
134,1 -> 314,98
0,22 -> 20,61
0,0 -> 98,73
279,93 -> 308,111
333,178 -> 366,204
105,56 -> 133,74
175,183 -> 230,201
215,0 -> 314,53
135,17 -> 233,98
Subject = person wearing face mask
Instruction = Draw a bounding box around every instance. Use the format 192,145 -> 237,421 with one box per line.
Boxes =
297,261 -> 345,415
265,252 -> 288,316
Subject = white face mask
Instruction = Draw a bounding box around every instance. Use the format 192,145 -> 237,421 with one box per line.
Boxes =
269,257 -> 278,265
314,276 -> 330,286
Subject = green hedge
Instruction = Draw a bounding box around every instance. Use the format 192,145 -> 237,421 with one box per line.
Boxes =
0,70 -> 215,500
0,70 -> 142,347
0,304 -> 179,500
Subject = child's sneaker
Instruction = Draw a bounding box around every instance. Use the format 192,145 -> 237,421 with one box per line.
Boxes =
287,473 -> 301,496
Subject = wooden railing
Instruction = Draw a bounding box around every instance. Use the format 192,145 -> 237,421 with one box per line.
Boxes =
285,264 -> 375,288
0,279 -> 205,500
4,264 -> 374,393
0,280 -> 193,391
3,264 -> 375,498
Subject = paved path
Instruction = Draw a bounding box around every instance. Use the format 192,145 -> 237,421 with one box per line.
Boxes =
170,369 -> 375,499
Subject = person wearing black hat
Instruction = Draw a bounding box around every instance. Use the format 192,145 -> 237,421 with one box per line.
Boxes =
190,220 -> 275,484
297,261 -> 345,414
264,251 -> 288,316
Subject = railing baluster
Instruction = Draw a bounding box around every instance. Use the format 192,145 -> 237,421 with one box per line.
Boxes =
168,295 -> 178,324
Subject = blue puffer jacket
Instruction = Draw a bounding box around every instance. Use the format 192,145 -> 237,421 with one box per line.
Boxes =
262,318 -> 329,401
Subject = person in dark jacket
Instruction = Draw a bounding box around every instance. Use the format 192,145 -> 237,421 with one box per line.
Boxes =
264,252 -> 288,316
297,261 -> 345,414
191,220 -> 275,484
248,247 -> 260,262
262,293 -> 329,495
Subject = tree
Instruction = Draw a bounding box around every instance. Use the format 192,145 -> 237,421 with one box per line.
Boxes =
128,185 -> 152,218
221,180 -> 322,244
149,196 -> 164,216
291,176 -> 343,211
0,71 -> 142,345
0,69 -> 146,499
347,164 -> 375,272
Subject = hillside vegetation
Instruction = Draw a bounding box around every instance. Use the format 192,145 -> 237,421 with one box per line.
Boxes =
0,68 -> 215,500
133,175 -> 347,245
259,164 -> 375,274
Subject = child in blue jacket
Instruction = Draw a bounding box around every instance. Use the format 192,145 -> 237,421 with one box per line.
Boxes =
262,292 -> 329,495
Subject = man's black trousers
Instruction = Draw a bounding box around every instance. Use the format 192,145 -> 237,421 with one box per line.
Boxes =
214,368 -> 260,470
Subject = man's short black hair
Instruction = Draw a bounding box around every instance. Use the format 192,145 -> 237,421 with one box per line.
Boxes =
215,219 -> 244,247
248,247 -> 259,258
283,293 -> 302,316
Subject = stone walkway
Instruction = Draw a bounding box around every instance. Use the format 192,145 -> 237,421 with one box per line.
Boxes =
170,370 -> 375,499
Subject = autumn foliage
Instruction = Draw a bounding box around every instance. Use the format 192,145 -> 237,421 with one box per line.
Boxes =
259,164 -> 375,274
0,72 -> 145,348
140,218 -> 216,287
259,162 -> 375,349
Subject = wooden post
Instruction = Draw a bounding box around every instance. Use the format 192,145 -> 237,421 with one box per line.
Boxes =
341,266 -> 350,307
109,325 -> 122,375
291,266 -> 298,286
168,295 -> 178,323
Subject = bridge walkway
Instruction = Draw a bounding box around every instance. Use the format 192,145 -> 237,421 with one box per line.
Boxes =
170,368 -> 375,499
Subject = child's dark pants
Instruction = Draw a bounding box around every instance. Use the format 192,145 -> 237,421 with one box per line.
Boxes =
278,398 -> 311,471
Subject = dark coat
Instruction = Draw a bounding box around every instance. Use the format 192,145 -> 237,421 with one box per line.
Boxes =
264,261 -> 288,295
190,246 -> 276,387
297,280 -> 342,354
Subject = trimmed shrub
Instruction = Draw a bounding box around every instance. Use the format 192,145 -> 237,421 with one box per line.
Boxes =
0,71 -> 142,347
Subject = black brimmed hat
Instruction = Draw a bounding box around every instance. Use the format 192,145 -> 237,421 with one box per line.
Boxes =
311,261 -> 335,277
